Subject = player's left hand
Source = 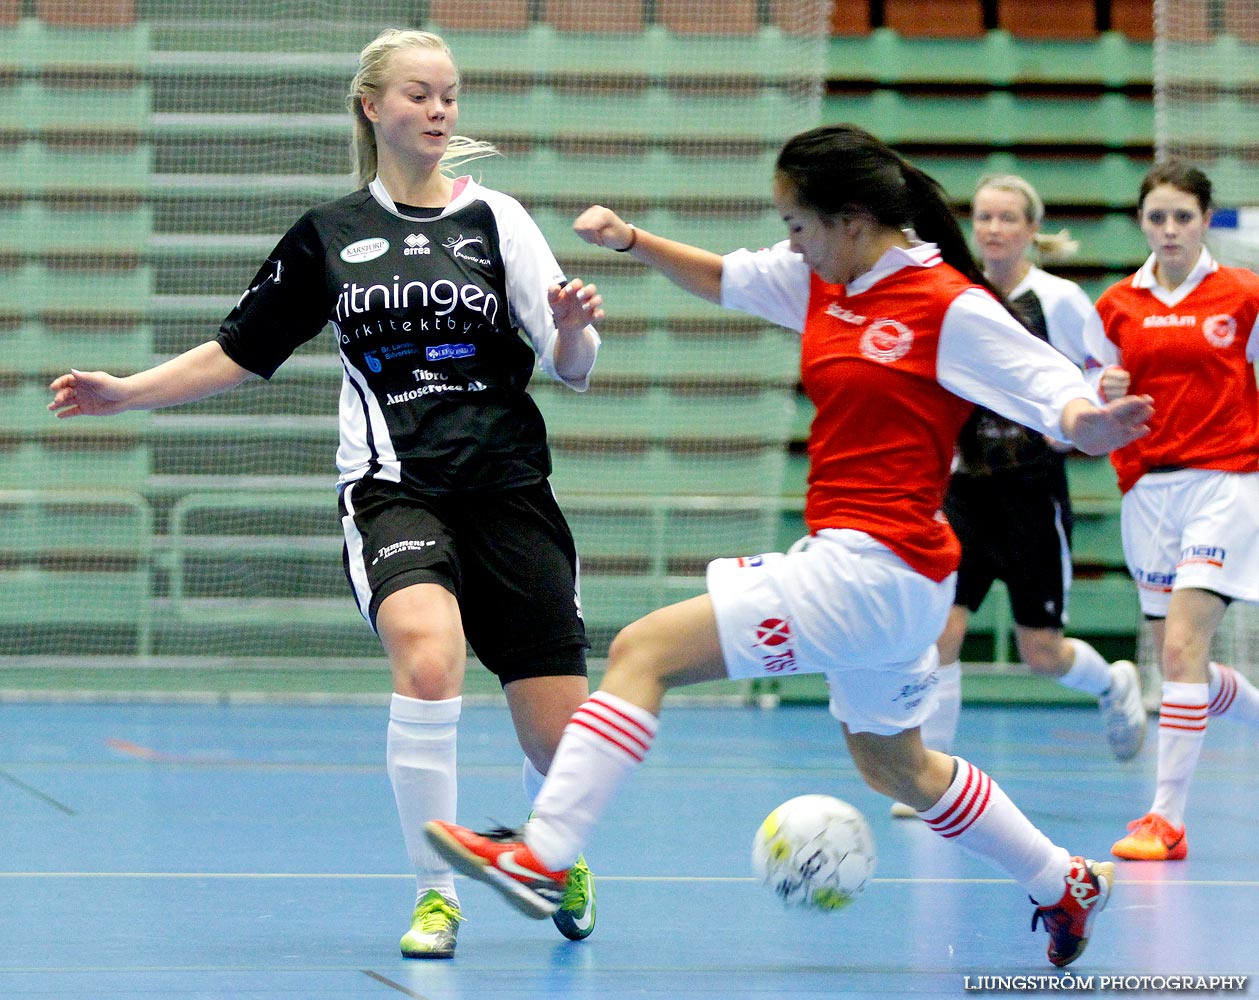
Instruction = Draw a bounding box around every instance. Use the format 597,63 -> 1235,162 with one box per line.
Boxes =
549,278 -> 604,334
1063,394 -> 1154,456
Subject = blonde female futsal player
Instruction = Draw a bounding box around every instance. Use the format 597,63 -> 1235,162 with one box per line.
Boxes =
48,28 -> 601,958
1086,160 -> 1259,862
425,124 -> 1154,968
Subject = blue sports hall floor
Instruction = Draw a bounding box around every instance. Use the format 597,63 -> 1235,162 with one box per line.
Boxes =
2,696 -> 1256,999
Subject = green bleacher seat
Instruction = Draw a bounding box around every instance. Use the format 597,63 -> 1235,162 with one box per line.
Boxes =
0,433 -> 150,488
532,381 -> 795,441
1053,214 -> 1147,269
584,325 -> 799,381
575,272 -> 744,323
0,203 -> 153,252
531,205 -> 783,263
577,571 -> 707,633
1068,573 -> 1140,635
0,16 -> 147,70
30,264 -> 153,319
479,147 -> 778,205
161,490 -> 354,625
967,580 -> 1015,662
0,141 -> 146,197
549,439 -> 789,497
913,151 -> 1150,210
0,488 -> 152,651
557,495 -> 780,577
823,89 -> 1152,148
827,27 -> 1152,88
0,322 -> 154,377
1071,511 -> 1125,569
1066,453 -> 1121,507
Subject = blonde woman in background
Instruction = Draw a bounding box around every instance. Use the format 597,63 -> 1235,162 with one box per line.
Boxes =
49,28 -> 601,958
892,175 -> 1148,818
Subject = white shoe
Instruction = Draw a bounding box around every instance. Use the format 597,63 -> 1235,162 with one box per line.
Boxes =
890,801 -> 920,819
1098,660 -> 1147,762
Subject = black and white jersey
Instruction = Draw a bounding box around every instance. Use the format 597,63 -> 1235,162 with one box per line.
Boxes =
956,265 -> 1099,478
217,177 -> 597,493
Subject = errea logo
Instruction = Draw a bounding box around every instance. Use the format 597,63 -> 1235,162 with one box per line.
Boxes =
404,233 -> 431,256
340,238 -> 390,263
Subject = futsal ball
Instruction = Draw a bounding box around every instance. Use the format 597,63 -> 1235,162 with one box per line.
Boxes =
752,794 -> 876,911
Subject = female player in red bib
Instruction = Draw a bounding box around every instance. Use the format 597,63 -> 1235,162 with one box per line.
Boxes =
426,125 -> 1153,967
1086,161 -> 1259,862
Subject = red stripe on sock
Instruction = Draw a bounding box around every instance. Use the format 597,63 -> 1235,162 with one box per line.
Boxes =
927,765 -> 992,839
589,692 -> 656,742
1159,697 -> 1208,732
569,716 -> 648,762
568,697 -> 656,761
1160,703 -> 1208,721
1208,667 -> 1237,717
924,762 -> 974,830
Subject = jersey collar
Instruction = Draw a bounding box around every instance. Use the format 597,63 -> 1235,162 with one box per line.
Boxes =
847,240 -> 942,294
1131,246 -> 1218,306
368,175 -> 478,219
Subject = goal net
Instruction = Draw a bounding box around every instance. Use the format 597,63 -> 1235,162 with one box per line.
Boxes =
2,1 -> 829,683
1143,0 -> 1259,695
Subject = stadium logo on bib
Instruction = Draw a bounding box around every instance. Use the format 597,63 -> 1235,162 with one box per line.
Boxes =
859,319 -> 914,363
1203,313 -> 1237,348
340,238 -> 390,263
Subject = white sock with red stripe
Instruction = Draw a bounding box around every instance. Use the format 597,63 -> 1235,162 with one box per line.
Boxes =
387,693 -> 461,900
1207,662 -> 1259,727
525,691 -> 659,870
1150,681 -> 1209,827
920,756 -> 1071,905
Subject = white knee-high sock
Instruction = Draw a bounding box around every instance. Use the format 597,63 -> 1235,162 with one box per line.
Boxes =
920,756 -> 1071,905
1150,681 -> 1208,827
920,661 -> 962,753
1207,662 -> 1259,727
387,693 -> 461,899
525,691 -> 659,871
1058,638 -> 1113,697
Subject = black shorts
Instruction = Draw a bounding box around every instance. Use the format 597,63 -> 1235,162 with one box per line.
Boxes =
945,469 -> 1074,630
338,477 -> 588,685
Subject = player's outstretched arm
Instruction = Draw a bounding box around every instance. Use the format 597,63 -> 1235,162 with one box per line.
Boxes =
573,205 -> 724,305
48,341 -> 252,419
1060,394 -> 1154,456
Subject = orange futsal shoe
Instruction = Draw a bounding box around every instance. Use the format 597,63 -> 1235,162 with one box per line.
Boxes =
1111,812 -> 1187,861
1030,856 -> 1114,968
424,820 -> 569,919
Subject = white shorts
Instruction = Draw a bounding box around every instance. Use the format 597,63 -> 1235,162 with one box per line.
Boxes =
706,528 -> 955,736
1121,468 -> 1259,618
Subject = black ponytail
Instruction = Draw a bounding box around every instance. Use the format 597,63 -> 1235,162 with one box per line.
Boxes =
777,124 -> 1007,303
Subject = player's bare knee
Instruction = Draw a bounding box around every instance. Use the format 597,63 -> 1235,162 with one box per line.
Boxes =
606,619 -> 678,686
